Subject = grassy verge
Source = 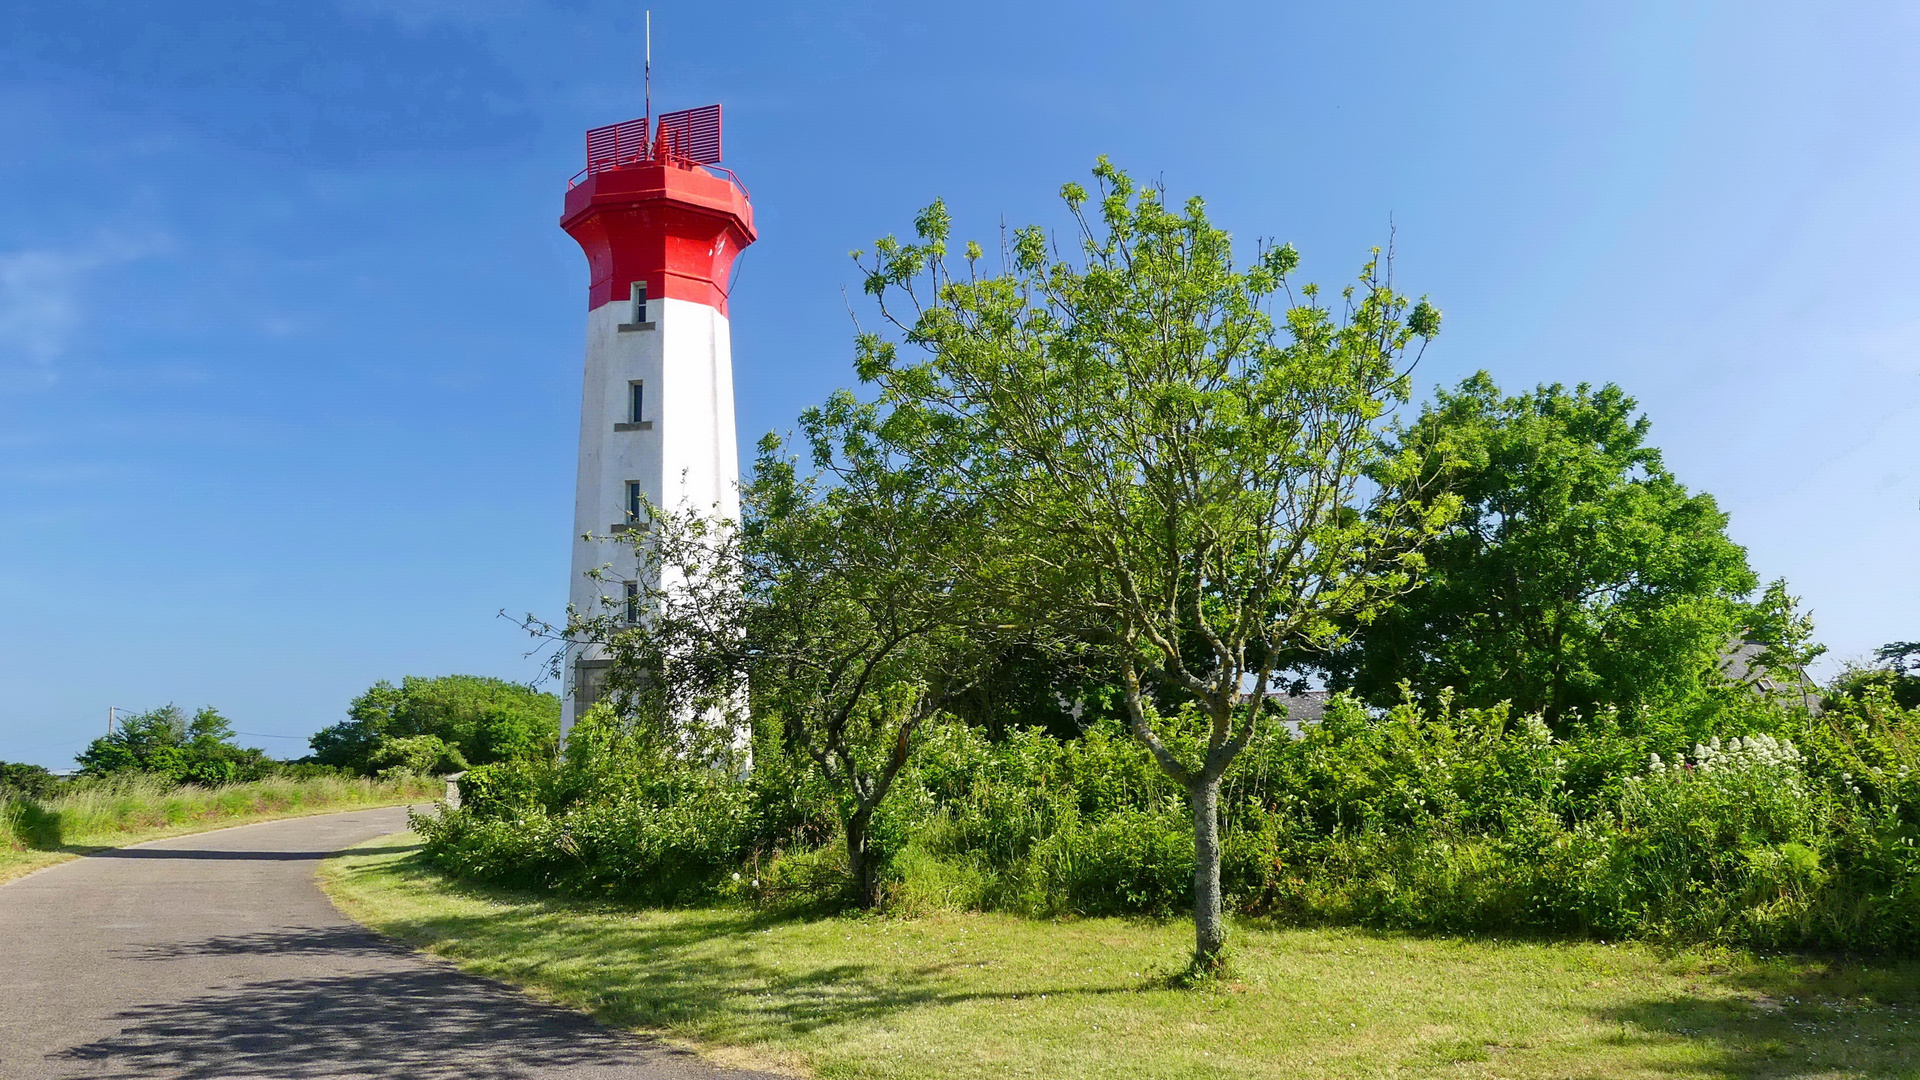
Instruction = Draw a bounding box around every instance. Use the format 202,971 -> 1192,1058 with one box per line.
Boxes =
2,774 -> 437,884
323,834 -> 1920,1080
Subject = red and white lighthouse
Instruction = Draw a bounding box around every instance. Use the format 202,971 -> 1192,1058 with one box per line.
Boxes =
557,106 -> 755,734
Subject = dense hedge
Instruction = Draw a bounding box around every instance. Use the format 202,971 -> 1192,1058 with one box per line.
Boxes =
415,687 -> 1920,953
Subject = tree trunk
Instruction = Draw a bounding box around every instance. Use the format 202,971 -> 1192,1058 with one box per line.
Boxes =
1190,778 -> 1226,971
845,814 -> 879,909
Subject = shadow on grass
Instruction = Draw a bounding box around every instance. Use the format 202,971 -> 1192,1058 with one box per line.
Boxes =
1234,918 -> 1920,1077
1588,958 -> 1920,1079
356,854 -> 1920,1077
357,854 -> 1138,1043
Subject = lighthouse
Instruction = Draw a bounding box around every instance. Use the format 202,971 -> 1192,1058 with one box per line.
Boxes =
557,105 -> 755,737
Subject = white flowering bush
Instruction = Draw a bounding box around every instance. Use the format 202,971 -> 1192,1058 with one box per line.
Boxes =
1647,733 -> 1805,778
1607,733 -> 1826,940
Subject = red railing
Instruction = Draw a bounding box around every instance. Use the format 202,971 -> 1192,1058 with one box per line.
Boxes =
569,104 -> 747,199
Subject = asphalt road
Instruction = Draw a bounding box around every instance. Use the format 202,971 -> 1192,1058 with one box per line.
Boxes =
0,806 -> 784,1080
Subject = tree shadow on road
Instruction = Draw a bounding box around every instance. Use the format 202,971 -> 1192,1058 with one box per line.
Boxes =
86,848 -> 349,861
52,951 -> 783,1079
120,924 -> 416,962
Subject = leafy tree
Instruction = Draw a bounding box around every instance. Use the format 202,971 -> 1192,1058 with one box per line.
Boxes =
1325,373 -> 1769,725
750,413 -> 1004,907
309,675 -> 559,775
559,416 -> 998,909
1828,640 -> 1920,711
1880,641 -> 1920,675
848,160 -> 1453,970
78,706 -> 183,775
77,705 -> 268,784
308,685 -> 396,769
940,641 -> 1122,742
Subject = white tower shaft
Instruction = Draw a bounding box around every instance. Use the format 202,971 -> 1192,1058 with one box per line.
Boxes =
561,295 -> 740,735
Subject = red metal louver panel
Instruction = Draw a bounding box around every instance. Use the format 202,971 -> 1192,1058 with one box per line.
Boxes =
578,105 -> 727,186
654,104 -> 722,164
584,117 -> 652,173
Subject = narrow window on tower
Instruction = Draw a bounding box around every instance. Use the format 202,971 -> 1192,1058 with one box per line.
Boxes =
619,280 -> 653,332
615,380 -> 651,431
626,480 -> 643,522
624,580 -> 640,623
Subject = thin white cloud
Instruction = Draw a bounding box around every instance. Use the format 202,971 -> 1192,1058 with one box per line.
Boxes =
0,232 -> 166,376
0,249 -> 92,368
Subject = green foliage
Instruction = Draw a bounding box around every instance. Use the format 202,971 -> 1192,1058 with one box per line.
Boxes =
76,705 -> 271,785
454,760 -> 544,819
310,675 -> 558,775
366,734 -> 468,779
0,761 -> 59,799
549,397 -> 1005,909
1329,373 -> 1768,725
421,684 -> 1920,953
741,420 -> 999,907
418,706 -> 808,906
1827,640 -> 1920,711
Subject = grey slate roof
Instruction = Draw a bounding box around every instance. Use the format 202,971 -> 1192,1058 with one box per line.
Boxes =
1717,639 -> 1822,713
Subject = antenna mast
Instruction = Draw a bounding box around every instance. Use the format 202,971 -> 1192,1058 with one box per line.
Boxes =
644,10 -> 652,129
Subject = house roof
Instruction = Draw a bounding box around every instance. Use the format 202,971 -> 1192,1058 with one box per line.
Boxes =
1717,639 -> 1821,713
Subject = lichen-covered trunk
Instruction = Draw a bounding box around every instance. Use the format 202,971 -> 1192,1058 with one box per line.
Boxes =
1190,778 -> 1225,970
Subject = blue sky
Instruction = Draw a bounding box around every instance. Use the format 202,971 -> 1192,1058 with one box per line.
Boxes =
2,1 -> 1915,767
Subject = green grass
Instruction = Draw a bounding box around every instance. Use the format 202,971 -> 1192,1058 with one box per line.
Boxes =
1,774 -> 437,884
323,834 -> 1920,1080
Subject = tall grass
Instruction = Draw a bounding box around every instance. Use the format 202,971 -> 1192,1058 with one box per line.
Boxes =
2,773 -> 436,856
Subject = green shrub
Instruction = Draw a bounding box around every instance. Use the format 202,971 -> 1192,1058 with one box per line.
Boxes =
417,710 -> 773,904
1026,807 -> 1195,916
367,734 -> 468,779
0,761 -> 60,799
412,687 -> 1920,954
312,675 -> 559,775
457,760 -> 549,817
